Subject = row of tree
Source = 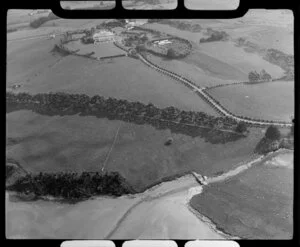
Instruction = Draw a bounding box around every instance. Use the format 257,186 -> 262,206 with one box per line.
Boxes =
248,69 -> 272,82
6,91 -> 242,133
7,171 -> 135,200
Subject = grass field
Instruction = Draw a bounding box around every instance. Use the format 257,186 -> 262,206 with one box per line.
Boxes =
6,109 -> 263,191
199,42 -> 285,79
146,54 -> 230,88
65,41 -> 125,58
190,150 -> 293,239
16,55 -> 218,114
207,81 -> 294,121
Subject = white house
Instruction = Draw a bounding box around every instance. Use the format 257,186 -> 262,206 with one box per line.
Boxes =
93,30 -> 115,44
157,40 -> 172,46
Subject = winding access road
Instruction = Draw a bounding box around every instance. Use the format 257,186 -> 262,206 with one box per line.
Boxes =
137,53 -> 292,128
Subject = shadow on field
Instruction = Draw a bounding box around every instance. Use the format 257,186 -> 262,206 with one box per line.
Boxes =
6,103 -> 243,145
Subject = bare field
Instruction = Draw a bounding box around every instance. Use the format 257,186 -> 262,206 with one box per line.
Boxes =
190,150 -> 293,239
146,54 -> 230,88
199,42 -> 285,79
207,81 -> 294,121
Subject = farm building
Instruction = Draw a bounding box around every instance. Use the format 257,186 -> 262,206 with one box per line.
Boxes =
157,40 -> 172,46
93,30 -> 115,44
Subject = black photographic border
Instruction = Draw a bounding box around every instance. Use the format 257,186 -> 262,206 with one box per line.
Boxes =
3,0 -> 299,246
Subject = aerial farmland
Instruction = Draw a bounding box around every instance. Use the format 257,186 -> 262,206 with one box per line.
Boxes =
6,8 -> 294,239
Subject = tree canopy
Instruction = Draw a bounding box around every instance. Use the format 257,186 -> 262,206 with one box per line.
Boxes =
265,125 -> 281,141
166,48 -> 177,58
235,122 -> 247,133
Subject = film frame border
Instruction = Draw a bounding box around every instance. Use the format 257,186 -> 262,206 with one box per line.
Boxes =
3,0 -> 299,246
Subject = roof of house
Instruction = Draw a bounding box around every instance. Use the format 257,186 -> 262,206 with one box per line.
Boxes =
93,30 -> 114,38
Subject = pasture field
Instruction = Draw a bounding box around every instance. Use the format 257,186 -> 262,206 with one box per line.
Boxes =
190,150 -> 293,239
7,38 -> 61,85
65,41 -> 125,58
42,19 -> 108,30
6,109 -> 262,192
144,22 -> 287,82
199,42 -> 285,79
207,81 -> 294,122
7,9 -> 49,27
145,53 -> 233,87
17,54 -> 218,114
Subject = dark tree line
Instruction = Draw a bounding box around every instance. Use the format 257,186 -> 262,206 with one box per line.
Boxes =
200,29 -> 229,43
7,171 -> 135,201
29,12 -> 59,28
6,91 -> 242,134
248,69 -> 272,82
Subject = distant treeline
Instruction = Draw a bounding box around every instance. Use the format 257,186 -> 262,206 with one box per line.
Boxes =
235,38 -> 294,81
6,91 -> 240,130
7,27 -> 18,33
149,19 -> 203,33
263,48 -> 294,81
248,69 -> 272,82
29,12 -> 59,28
6,171 -> 135,201
200,28 -> 229,43
6,91 -> 246,145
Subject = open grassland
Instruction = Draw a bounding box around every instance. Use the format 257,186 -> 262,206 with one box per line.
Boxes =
6,110 -> 262,192
145,54 -> 230,88
184,49 -> 246,81
42,19 -> 108,29
207,81 -> 294,122
199,42 -> 285,79
143,22 -> 285,82
65,41 -> 125,58
17,55 -> 218,114
190,150 -> 293,239
7,38 -> 61,85
7,9 -> 49,27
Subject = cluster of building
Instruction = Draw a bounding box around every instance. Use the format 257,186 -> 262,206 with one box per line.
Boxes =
153,39 -> 172,46
92,30 -> 116,44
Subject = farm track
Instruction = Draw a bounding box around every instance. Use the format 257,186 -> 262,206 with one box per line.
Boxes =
137,53 -> 292,128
